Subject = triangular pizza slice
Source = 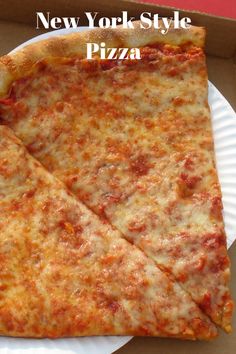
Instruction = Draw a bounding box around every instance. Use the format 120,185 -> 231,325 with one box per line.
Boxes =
0,126 -> 217,339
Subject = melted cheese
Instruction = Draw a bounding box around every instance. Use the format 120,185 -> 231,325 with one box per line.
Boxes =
0,44 -> 233,332
0,126 -> 217,339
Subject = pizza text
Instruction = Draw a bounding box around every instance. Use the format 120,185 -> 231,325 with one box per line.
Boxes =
87,42 -> 141,60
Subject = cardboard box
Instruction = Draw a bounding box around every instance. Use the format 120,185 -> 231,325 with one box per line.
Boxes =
0,1 -> 235,353
0,0 -> 235,109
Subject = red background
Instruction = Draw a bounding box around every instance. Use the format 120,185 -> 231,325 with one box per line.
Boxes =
138,0 -> 236,19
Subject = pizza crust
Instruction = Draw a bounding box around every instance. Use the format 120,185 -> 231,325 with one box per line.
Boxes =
0,21 -> 205,96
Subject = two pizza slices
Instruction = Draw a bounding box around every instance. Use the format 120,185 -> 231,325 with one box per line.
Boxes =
0,126 -> 217,338
0,23 -> 233,338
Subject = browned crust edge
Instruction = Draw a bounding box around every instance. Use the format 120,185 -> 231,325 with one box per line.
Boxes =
0,21 -> 205,96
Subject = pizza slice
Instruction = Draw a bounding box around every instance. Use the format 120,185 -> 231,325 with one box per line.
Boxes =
0,23 -> 233,332
0,125 -> 217,339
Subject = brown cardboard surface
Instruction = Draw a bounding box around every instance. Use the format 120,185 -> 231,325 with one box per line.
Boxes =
0,0 -> 236,58
0,1 -> 235,353
0,0 -> 235,109
0,0 -> 236,57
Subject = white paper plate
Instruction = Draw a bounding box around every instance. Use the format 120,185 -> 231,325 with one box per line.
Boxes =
209,82 -> 236,248
1,27 -> 235,354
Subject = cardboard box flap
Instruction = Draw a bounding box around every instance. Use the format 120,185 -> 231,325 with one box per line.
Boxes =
0,0 -> 235,58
